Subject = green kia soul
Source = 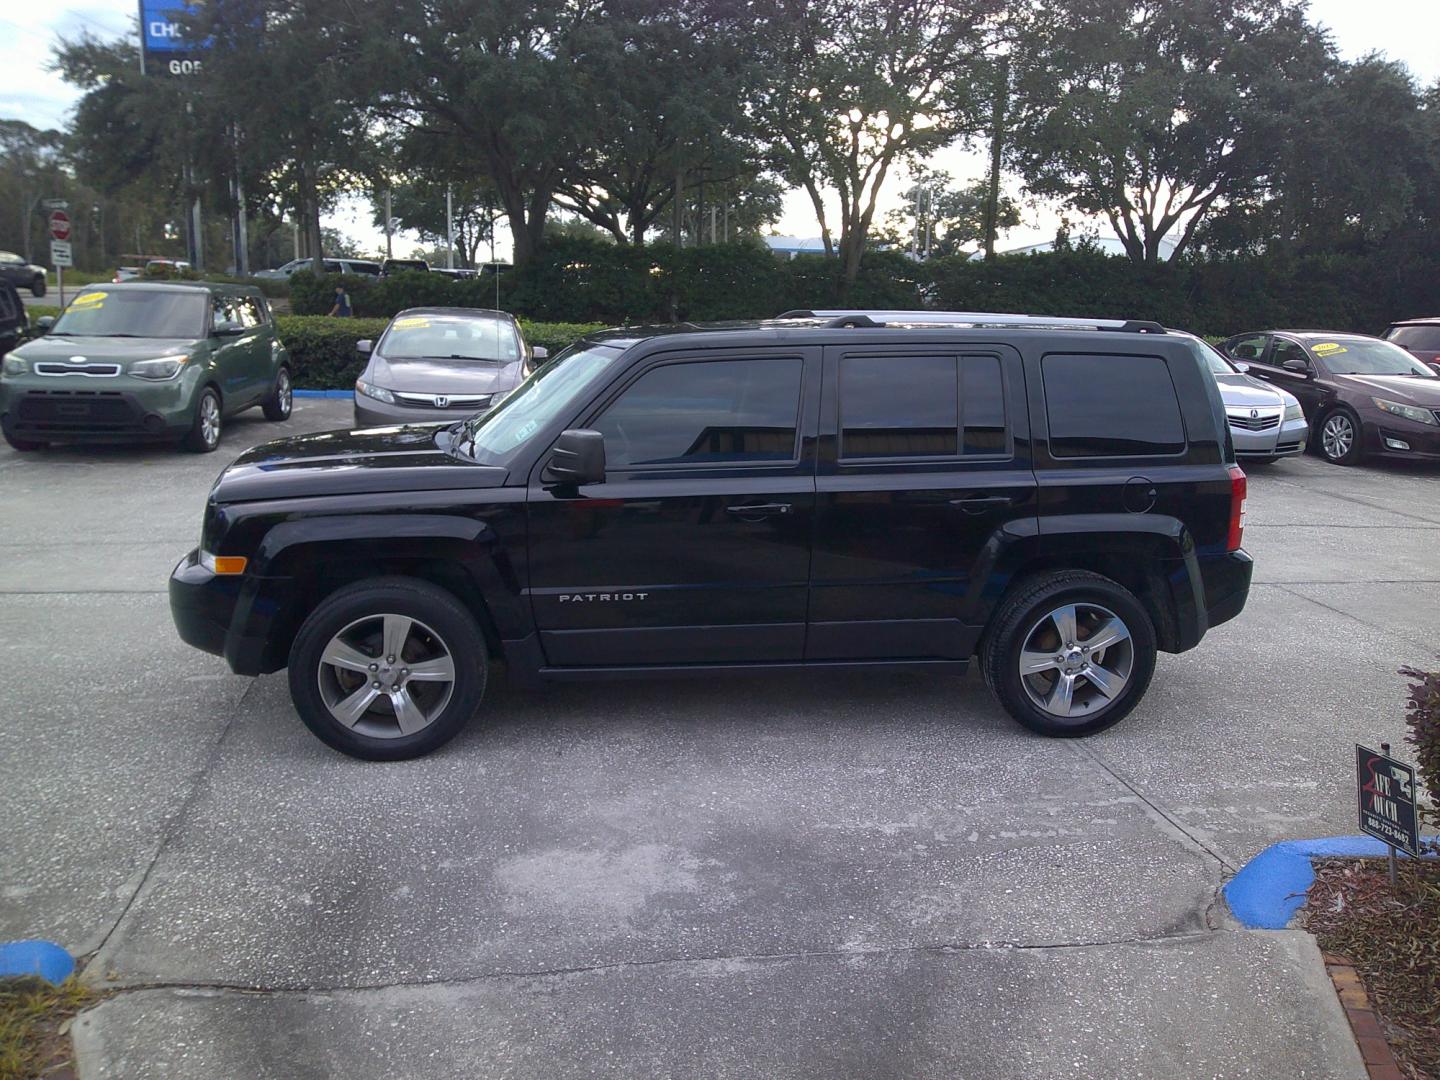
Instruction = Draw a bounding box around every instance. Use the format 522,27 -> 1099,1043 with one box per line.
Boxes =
0,281 -> 293,453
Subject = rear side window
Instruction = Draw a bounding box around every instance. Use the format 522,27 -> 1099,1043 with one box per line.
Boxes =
595,357 -> 802,467
1043,354 -> 1185,457
839,353 -> 1007,459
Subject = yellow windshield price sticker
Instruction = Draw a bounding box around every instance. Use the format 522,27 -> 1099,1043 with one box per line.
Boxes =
392,317 -> 431,330
1313,342 -> 1346,355
72,292 -> 107,307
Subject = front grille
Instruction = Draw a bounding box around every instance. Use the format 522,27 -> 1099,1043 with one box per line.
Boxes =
35,362 -> 121,377
15,390 -> 142,431
392,391 -> 493,409
1227,411 -> 1281,431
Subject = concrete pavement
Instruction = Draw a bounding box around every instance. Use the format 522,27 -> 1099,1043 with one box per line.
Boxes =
3,401 -> 1431,1078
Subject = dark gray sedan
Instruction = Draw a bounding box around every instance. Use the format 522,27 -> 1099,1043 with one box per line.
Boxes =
352,307 -> 546,427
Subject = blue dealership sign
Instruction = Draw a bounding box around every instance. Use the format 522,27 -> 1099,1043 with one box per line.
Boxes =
138,0 -> 208,75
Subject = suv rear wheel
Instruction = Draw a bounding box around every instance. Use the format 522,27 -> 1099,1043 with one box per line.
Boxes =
982,571 -> 1156,737
287,577 -> 487,760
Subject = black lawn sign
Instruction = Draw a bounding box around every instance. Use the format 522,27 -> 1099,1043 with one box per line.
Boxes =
1356,745 -> 1420,858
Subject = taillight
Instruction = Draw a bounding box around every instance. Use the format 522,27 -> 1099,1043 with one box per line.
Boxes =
1227,465 -> 1247,551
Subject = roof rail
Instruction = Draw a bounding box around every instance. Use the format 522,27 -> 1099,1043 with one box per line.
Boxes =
1119,320 -> 1167,334
826,315 -> 885,328
775,309 -> 815,319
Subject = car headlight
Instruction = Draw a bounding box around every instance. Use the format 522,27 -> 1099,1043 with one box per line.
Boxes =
1284,402 -> 1304,421
1372,397 -> 1438,426
130,354 -> 189,380
355,378 -> 396,404
2,355 -> 27,376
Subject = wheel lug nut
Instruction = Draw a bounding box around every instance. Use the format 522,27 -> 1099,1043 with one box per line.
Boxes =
371,681 -> 381,689
368,663 -> 378,671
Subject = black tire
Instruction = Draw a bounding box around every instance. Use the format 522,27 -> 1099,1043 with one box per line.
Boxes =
3,430 -> 46,451
981,570 -> 1157,738
287,577 -> 487,761
182,387 -> 222,453
31,277 -> 45,298
1317,406 -> 1364,466
262,365 -> 293,421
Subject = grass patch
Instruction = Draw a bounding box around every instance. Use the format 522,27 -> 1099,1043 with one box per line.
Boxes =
1305,856 -> 1440,1079
0,976 -> 95,1080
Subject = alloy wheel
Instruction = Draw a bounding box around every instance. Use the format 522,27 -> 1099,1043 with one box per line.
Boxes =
277,369 -> 292,416
1018,602 -> 1134,720
200,394 -> 221,448
316,613 -> 456,739
1321,413 -> 1353,461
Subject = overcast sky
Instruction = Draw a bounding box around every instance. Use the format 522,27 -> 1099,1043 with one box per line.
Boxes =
4,0 -> 1439,260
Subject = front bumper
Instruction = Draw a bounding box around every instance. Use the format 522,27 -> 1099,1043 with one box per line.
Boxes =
1230,413 -> 1307,460
170,549 -> 293,675
2,385 -> 193,441
1364,418 -> 1440,461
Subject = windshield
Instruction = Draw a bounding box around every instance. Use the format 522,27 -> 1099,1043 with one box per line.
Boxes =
50,289 -> 207,338
1311,338 -> 1436,377
455,342 -> 620,464
380,314 -> 521,362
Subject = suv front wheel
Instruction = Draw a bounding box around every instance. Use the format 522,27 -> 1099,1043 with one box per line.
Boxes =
982,571 -> 1157,738
287,577 -> 487,760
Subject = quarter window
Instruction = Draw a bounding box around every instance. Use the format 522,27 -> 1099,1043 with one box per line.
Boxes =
1043,354 -> 1185,457
839,353 -> 1007,459
595,357 -> 803,467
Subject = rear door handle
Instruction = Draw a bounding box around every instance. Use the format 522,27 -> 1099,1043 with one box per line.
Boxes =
949,495 -> 1014,514
725,502 -> 791,518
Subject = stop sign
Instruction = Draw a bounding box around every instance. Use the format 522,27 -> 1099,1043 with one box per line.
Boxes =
49,211 -> 71,242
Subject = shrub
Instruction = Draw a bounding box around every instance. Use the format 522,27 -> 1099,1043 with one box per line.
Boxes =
273,315 -> 605,389
1400,666 -> 1440,833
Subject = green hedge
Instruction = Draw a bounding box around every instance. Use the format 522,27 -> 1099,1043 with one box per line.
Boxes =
273,315 -> 605,389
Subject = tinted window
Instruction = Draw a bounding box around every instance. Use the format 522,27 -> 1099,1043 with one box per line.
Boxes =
596,358 -> 802,467
1043,354 -> 1185,457
1227,334 -> 1268,362
840,354 -> 1006,459
1387,325 -> 1440,351
51,289 -> 208,339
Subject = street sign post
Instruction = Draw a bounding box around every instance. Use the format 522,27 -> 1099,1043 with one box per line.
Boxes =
48,211 -> 73,306
1356,744 -> 1421,884
42,198 -> 70,211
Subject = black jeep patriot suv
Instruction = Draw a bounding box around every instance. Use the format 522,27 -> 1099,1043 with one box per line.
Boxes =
170,315 -> 1252,760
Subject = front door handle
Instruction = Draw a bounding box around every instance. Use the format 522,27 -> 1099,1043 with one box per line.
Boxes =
725,502 -> 791,519
949,495 -> 1013,514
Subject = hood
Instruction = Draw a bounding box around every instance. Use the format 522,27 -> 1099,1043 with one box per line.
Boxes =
210,424 -> 507,503
369,353 -> 523,395
1334,373 -> 1440,405
14,335 -> 206,363
1215,372 -> 1286,409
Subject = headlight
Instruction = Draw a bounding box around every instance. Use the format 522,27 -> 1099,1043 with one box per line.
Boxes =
355,378 -> 396,404
1372,397 -> 1438,426
130,354 -> 189,380
2,355 -> 27,376
1284,402 -> 1304,421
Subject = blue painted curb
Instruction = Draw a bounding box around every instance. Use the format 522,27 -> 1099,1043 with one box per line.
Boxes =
0,940 -> 75,984
1224,836 -> 1405,929
293,389 -> 352,398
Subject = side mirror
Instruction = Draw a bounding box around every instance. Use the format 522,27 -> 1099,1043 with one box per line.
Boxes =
543,429 -> 606,486
1429,362 -> 1440,377
531,346 -> 549,361
213,323 -> 245,337
1233,361 -> 1250,373
356,339 -> 373,355
1282,358 -> 1310,376
36,316 -> 54,332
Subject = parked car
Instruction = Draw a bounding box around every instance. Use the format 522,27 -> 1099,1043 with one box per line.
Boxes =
1383,318 -> 1440,372
0,281 -> 293,453
171,314 -> 1251,760
253,258 -> 381,281
788,310 -> 1309,464
0,250 -> 47,296
380,258 -> 430,276
352,307 -> 546,427
1221,330 -> 1440,465
431,267 -> 479,280
113,266 -> 143,283
0,280 -> 27,357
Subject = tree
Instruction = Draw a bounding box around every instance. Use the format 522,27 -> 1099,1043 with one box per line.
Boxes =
880,167 -> 1021,257
751,0 -> 1000,292
375,174 -> 502,268
1011,0 -> 1332,264
0,121 -> 67,263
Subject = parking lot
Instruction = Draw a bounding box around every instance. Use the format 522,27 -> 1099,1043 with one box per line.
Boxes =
2,398 -> 1435,1078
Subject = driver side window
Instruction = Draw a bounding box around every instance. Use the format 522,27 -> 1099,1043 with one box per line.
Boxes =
1271,340 -> 1311,371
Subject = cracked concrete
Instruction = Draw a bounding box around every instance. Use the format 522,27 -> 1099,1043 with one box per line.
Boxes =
2,405 -> 1429,1077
